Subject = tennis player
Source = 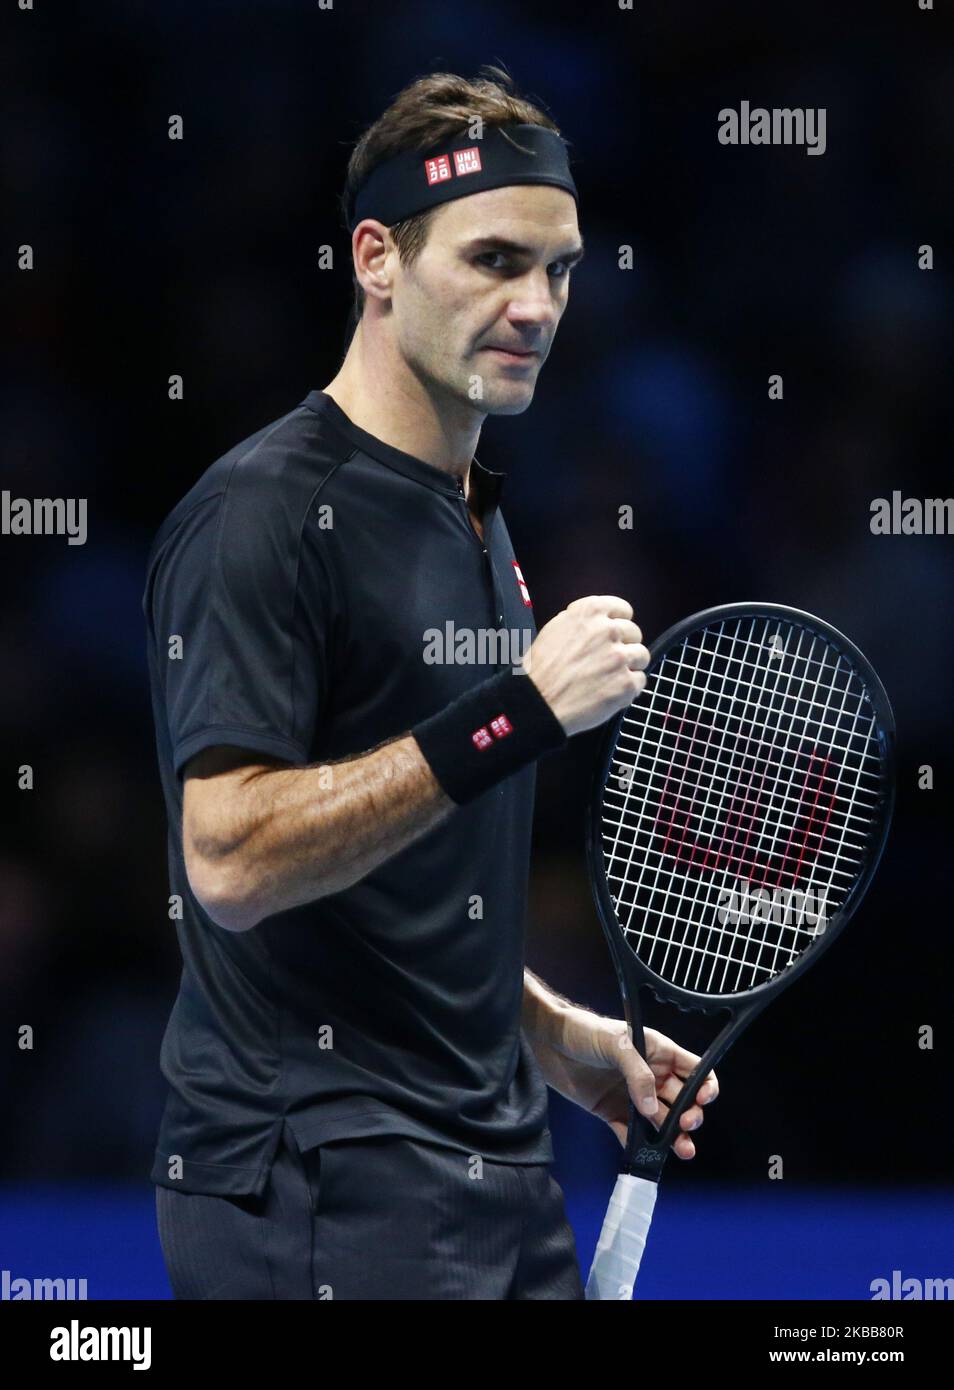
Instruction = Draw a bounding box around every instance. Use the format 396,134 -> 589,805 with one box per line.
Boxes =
144,65 -> 718,1301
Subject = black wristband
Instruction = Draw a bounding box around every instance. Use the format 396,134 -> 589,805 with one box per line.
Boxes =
412,669 -> 567,805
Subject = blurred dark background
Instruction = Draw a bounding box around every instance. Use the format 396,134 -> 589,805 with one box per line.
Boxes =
2,0 -> 951,1296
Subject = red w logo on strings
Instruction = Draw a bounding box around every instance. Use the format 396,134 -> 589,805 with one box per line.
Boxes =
651,706 -> 839,890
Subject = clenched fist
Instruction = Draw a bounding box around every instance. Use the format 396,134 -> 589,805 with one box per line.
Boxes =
520,596 -> 650,737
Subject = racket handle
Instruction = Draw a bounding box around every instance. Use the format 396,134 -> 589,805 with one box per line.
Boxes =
585,1173 -> 658,1300
623,1098 -> 669,1180
619,1017 -> 668,1177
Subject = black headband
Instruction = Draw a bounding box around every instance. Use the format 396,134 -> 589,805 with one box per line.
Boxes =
347,122 -> 578,233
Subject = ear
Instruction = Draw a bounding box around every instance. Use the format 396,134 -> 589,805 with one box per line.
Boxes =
352,219 -> 392,303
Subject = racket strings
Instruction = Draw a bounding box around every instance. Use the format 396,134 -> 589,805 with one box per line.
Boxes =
602,617 -> 885,995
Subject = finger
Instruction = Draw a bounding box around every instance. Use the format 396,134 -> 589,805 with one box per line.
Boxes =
643,1028 -> 703,1081
608,619 -> 644,647
659,1065 -> 718,1104
569,595 -> 634,621
694,1070 -> 720,1104
602,596 -> 635,623
665,1075 -> 717,1111
653,1079 -> 704,1133
650,1097 -> 698,1159
656,1073 -> 683,1103
668,1044 -> 705,1078
614,1033 -> 659,1117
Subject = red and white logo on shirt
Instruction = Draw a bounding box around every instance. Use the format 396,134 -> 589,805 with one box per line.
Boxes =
512,561 -> 533,608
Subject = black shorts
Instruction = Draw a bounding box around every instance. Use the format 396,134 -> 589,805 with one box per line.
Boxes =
155,1121 -> 584,1300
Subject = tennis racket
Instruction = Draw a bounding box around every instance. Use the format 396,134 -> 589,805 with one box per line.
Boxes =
584,602 -> 894,1300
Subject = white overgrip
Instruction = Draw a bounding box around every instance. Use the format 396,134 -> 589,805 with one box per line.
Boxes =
584,1173 -> 658,1300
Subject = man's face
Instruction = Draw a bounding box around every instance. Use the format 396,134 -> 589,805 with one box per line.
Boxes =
386,184 -> 583,416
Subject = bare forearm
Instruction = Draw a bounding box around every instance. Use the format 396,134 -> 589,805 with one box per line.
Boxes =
523,969 -> 635,1112
188,735 -> 453,929
523,968 -> 590,1049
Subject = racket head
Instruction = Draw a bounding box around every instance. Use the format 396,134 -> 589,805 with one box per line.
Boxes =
588,602 -> 895,1016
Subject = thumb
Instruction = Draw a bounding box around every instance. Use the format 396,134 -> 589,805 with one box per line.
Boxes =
613,1024 -> 658,1118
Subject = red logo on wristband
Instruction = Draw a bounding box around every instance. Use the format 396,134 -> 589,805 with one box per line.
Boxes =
471,714 -> 513,750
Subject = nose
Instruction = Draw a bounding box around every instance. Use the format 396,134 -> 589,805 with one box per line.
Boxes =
504,268 -> 560,332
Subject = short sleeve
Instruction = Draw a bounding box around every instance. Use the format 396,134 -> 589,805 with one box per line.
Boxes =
145,478 -> 336,778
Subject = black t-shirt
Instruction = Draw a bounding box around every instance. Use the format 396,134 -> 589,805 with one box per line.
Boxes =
143,389 -> 554,1196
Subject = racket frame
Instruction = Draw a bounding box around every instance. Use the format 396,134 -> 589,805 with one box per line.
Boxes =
587,602 -> 895,1181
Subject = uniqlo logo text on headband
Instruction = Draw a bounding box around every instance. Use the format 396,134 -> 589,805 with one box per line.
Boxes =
425,148 -> 482,185
454,147 -> 482,176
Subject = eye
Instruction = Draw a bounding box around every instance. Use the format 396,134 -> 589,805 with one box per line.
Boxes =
475,252 -> 572,280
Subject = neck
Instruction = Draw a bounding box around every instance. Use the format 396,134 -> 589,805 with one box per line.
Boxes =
322,318 -> 484,486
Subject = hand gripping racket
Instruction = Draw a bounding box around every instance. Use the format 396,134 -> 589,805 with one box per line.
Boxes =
584,603 -> 894,1300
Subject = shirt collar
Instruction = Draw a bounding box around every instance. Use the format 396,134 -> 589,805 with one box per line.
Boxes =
302,389 -> 506,504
